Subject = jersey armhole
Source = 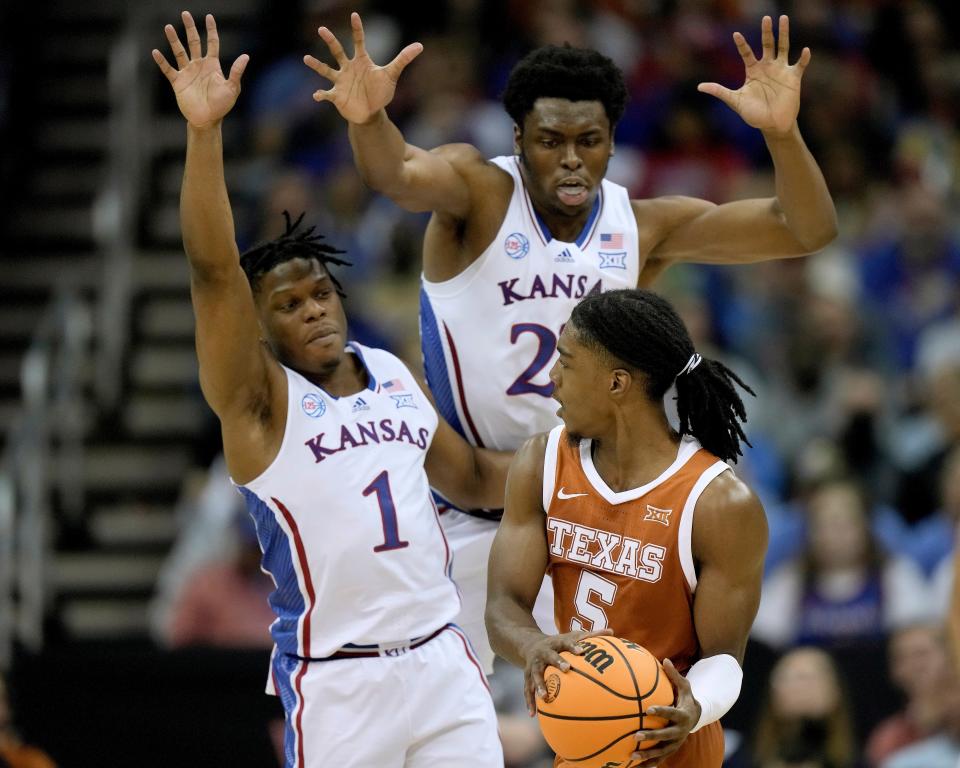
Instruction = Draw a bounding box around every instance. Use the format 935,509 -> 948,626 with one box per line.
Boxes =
678,461 -> 731,593
541,425 -> 565,512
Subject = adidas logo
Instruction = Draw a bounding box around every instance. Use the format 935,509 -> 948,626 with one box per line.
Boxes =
554,248 -> 575,263
352,397 -> 370,413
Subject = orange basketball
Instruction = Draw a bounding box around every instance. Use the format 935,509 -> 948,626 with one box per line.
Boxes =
536,637 -> 675,768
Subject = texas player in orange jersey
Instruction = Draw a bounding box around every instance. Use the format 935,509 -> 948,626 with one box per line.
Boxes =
486,288 -> 769,767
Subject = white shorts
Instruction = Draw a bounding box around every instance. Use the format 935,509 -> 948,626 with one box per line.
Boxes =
269,625 -> 503,768
442,509 -> 557,674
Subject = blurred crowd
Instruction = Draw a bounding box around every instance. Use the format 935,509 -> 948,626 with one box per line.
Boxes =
145,0 -> 960,766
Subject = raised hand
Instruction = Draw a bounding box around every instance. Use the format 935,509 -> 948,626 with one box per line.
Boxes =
304,12 -> 423,124
152,12 -> 249,128
698,15 -> 809,136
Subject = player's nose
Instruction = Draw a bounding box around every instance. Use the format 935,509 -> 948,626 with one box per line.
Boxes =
560,143 -> 582,170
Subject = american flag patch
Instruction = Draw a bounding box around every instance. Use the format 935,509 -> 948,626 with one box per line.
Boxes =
600,233 -> 623,249
382,379 -> 406,393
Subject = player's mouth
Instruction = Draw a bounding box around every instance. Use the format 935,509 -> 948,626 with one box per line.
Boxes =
556,178 -> 589,207
306,327 -> 339,346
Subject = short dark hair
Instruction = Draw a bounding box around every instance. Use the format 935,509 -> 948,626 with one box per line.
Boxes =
570,289 -> 754,463
239,211 -> 351,295
502,44 -> 628,128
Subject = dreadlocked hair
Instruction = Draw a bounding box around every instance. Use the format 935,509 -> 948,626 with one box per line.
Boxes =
570,289 -> 755,463
239,211 -> 352,296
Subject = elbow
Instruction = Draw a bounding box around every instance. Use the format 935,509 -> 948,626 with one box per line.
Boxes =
802,213 -> 839,253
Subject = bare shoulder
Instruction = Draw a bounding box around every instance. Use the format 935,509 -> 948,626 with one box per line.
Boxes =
432,143 -> 508,182
512,432 -> 551,478
692,469 -> 768,561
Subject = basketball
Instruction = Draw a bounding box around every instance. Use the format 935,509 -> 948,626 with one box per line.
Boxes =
536,637 -> 675,768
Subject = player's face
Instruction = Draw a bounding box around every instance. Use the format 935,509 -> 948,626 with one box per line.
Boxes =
255,258 -> 348,376
516,98 -> 613,218
549,324 -> 613,440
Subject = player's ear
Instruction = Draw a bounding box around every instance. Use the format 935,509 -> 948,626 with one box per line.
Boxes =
609,368 -> 632,398
513,124 -> 522,155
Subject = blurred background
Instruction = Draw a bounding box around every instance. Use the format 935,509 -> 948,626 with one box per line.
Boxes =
1,0 -> 959,766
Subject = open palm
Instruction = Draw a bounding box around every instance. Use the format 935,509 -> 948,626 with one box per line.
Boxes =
699,15 -> 809,136
152,12 -> 249,128
304,12 -> 423,124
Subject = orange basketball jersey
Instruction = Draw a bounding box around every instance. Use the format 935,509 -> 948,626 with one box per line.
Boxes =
542,425 -> 730,768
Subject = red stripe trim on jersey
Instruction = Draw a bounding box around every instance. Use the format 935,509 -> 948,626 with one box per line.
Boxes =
273,497 -> 317,658
292,659 -> 309,767
429,495 -> 455,583
441,323 -> 485,448
448,625 -> 491,692
581,185 -> 604,249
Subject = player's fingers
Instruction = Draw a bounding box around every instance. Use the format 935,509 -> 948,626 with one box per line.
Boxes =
568,627 -> 614,646
205,14 -> 220,60
697,82 -> 738,111
777,14 -> 789,59
182,11 -> 202,60
351,12 -> 366,55
631,740 -> 681,764
384,42 -> 423,82
228,53 -> 250,87
523,672 -> 537,715
312,87 -> 336,103
152,49 -> 177,82
661,657 -> 687,689
303,54 -> 338,82
318,26 -> 347,64
795,46 -> 811,75
164,23 -> 189,68
732,30 -> 757,66
760,14 -> 774,58
530,660 -> 549,698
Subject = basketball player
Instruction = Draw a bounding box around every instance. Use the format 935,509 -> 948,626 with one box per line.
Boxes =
306,12 -> 831,671
485,289 -> 768,767
153,13 -> 503,767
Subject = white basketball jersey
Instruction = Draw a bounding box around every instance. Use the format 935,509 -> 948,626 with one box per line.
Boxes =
238,343 -> 459,659
420,155 -> 640,452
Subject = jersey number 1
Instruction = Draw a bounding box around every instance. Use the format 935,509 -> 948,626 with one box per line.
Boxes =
363,471 -> 410,552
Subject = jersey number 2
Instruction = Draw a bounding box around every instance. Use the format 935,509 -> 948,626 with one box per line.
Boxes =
570,570 -> 618,631
506,323 -> 556,398
363,471 -> 410,552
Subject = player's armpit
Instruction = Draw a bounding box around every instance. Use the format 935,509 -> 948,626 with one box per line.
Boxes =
689,471 -> 768,663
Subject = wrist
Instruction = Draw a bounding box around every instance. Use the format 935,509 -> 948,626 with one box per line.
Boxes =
186,120 -> 224,133
349,109 -> 387,128
761,121 -> 801,143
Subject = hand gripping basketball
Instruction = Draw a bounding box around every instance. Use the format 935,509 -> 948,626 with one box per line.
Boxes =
521,628 -> 614,717
628,658 -> 702,766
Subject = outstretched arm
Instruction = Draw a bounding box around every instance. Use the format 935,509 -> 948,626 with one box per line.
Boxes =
424,416 -> 512,511
154,14 -> 283,479
303,12 -> 479,217
640,15 -> 836,277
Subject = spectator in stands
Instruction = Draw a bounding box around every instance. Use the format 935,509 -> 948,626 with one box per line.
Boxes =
0,675 -> 55,768
752,478 -> 932,649
880,677 -> 960,768
163,512 -> 274,650
866,624 -> 951,766
751,647 -> 857,768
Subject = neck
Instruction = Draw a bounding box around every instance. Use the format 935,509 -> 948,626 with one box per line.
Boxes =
302,350 -> 366,398
589,406 -> 680,493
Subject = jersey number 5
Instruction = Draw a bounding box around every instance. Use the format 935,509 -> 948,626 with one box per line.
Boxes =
570,570 -> 617,632
506,323 -> 556,398
363,471 -> 410,553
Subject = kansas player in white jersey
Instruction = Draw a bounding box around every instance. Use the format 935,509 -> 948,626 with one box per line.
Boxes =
308,12 -> 838,669
154,14 -> 504,767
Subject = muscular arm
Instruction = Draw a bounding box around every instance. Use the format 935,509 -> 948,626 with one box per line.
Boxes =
424,416 -> 513,511
348,112 -> 478,216
485,434 -> 551,668
691,471 -> 768,662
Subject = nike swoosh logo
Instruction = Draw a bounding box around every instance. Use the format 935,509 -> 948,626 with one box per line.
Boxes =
557,488 -> 588,500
